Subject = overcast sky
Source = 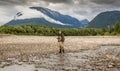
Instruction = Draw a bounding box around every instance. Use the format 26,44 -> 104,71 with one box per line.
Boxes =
0,0 -> 120,25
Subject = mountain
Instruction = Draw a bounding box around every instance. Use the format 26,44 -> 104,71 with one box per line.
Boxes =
81,19 -> 89,27
5,18 -> 67,28
87,11 -> 120,28
5,7 -> 87,28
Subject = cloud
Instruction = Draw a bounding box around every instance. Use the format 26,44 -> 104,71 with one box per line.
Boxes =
16,6 -> 67,25
0,6 -> 67,26
0,12 -> 12,25
0,0 -> 120,25
0,6 -> 18,25
91,0 -> 120,6
0,0 -> 27,6
0,0 -> 120,7
0,0 -> 73,6
42,0 -> 73,4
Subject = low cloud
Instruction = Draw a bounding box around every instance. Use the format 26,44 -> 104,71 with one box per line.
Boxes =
0,6 -> 67,25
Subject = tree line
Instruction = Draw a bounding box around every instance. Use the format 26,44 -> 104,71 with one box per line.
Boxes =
0,22 -> 120,36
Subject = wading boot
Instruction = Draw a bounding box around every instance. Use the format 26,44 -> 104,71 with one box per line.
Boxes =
62,48 -> 64,53
59,47 -> 62,53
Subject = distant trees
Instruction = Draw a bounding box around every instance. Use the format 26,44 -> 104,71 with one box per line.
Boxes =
0,23 -> 120,36
115,22 -> 120,33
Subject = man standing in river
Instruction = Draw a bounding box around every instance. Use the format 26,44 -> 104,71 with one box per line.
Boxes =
57,30 -> 65,53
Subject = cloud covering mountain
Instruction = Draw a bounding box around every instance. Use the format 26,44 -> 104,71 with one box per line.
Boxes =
0,0 -> 120,25
5,7 -> 86,28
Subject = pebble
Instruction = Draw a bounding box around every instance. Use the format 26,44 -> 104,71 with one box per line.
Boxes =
108,62 -> 115,68
17,62 -> 23,65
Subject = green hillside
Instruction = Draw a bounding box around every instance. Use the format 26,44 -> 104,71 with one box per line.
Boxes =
87,11 -> 120,28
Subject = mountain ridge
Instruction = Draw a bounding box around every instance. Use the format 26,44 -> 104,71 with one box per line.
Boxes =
87,11 -> 120,28
5,7 -> 88,28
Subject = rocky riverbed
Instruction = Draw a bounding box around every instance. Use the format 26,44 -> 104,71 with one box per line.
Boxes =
0,46 -> 120,71
0,35 -> 120,71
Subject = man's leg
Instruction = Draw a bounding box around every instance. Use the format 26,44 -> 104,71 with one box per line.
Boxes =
58,42 -> 62,53
61,42 -> 64,53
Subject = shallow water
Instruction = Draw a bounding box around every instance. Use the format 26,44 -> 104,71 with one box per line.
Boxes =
0,46 -> 120,71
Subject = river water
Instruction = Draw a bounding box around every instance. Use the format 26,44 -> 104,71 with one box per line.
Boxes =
0,46 -> 120,71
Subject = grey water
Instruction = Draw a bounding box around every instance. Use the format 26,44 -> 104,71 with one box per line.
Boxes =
0,46 -> 120,71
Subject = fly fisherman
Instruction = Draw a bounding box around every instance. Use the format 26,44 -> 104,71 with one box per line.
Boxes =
57,30 -> 65,53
